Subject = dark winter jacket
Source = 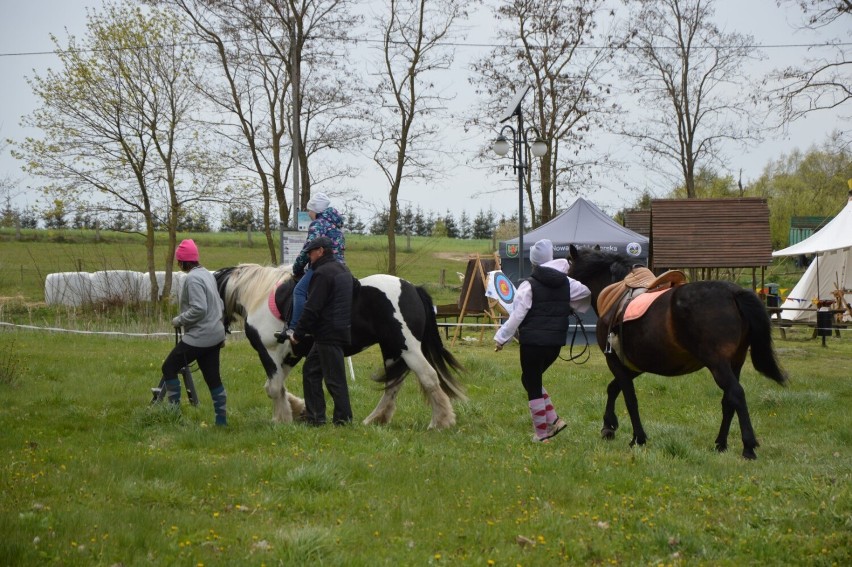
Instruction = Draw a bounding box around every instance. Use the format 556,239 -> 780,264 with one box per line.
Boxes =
518,265 -> 573,346
293,252 -> 355,346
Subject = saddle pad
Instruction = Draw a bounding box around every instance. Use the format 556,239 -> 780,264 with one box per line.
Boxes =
268,288 -> 283,320
623,288 -> 669,322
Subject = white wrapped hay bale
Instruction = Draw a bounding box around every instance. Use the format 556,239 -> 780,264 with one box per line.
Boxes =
44,272 -> 93,307
137,272 -> 155,303
147,271 -> 185,303
172,271 -> 187,304
90,270 -> 146,303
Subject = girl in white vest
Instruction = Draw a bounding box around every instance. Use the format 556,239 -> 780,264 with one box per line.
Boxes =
494,239 -> 592,442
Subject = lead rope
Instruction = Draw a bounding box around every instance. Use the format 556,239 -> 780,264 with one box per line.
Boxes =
560,311 -> 591,364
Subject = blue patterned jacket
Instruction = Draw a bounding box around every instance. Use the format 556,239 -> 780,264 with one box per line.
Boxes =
292,207 -> 346,277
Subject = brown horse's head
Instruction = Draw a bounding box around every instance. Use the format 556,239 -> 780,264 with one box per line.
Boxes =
568,244 -> 635,306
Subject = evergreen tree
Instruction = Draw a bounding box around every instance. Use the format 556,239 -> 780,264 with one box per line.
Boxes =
472,209 -> 496,240
443,210 -> 459,238
19,208 -> 39,229
42,199 -> 68,229
432,218 -> 447,237
346,213 -> 366,235
414,208 -> 430,236
399,204 -> 416,236
458,210 -> 471,239
107,212 -> 136,232
369,209 -> 389,235
177,209 -> 211,232
1,198 -> 17,228
221,206 -> 257,232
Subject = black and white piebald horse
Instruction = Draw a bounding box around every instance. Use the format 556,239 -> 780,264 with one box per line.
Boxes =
214,264 -> 467,429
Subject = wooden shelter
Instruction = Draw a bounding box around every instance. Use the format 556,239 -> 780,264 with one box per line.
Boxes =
649,198 -> 773,289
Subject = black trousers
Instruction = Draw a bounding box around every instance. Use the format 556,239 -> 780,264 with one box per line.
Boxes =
519,343 -> 562,401
302,342 -> 352,425
162,340 -> 224,391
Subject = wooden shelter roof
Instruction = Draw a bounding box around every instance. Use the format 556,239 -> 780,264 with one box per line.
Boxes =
650,198 -> 773,269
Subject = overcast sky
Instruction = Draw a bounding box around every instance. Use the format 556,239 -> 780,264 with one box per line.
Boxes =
1,0 -> 849,224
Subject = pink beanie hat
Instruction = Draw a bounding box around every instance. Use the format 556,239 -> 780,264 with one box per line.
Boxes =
175,239 -> 200,262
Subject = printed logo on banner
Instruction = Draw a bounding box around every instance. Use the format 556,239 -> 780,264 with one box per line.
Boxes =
506,243 -> 519,258
626,242 -> 643,256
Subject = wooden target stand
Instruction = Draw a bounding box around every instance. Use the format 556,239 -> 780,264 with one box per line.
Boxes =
450,254 -> 503,347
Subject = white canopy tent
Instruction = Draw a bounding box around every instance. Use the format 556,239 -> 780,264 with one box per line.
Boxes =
772,191 -> 852,323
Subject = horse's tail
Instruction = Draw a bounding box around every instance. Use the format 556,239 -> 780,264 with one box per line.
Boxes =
735,289 -> 788,385
416,286 -> 468,400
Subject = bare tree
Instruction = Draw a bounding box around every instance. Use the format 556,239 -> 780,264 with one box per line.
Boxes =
281,0 -> 366,211
619,0 -> 763,198
11,2 -> 212,301
154,0 -> 363,263
471,0 -> 617,225
371,0 -> 469,275
768,1 -> 851,129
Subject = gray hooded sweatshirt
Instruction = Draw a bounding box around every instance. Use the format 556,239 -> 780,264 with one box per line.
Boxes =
173,267 -> 226,348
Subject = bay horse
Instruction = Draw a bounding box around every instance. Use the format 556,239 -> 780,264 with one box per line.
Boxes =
567,245 -> 788,459
214,264 -> 466,429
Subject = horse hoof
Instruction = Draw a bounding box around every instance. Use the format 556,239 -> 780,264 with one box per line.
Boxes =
742,449 -> 758,460
601,427 -> 616,440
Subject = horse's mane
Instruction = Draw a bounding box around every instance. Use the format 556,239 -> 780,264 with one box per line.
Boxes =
225,263 -> 293,316
570,247 -> 634,284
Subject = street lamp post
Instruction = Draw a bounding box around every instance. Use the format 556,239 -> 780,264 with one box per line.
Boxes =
493,85 -> 548,281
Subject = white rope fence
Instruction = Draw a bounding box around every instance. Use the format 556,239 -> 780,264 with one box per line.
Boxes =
0,320 -> 243,338
0,321 -> 361,380
4,319 -> 849,336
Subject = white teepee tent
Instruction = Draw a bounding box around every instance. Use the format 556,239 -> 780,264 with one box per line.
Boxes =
772,191 -> 852,323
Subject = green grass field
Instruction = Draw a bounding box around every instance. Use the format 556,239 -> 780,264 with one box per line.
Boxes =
1,327 -> 850,565
0,231 -> 849,565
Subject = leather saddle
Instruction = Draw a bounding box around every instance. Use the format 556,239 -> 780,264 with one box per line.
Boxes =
597,267 -> 686,319
597,267 -> 687,368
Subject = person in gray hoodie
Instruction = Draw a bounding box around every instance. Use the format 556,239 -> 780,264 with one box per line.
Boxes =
162,239 -> 229,426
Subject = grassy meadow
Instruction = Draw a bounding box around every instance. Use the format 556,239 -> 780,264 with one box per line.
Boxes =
0,230 -> 850,565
